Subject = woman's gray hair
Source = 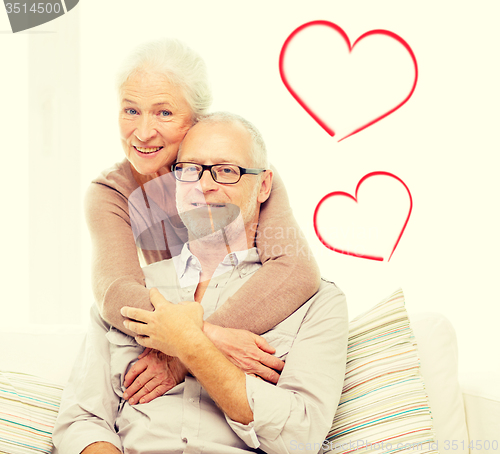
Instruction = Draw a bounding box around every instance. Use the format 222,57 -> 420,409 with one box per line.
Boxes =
192,112 -> 269,169
116,38 -> 213,119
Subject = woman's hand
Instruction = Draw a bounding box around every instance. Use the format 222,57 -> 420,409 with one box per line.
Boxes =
123,348 -> 188,405
203,323 -> 285,383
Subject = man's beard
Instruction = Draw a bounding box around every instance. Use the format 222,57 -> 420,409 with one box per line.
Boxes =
179,203 -> 241,243
177,185 -> 259,247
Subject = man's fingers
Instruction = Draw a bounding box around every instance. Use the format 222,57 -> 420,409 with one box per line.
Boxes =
123,319 -> 148,336
121,306 -> 150,324
134,335 -> 151,349
149,288 -> 161,308
149,288 -> 173,309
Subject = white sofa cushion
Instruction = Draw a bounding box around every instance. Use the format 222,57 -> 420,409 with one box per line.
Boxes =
410,312 -> 469,454
461,374 -> 500,442
0,326 -> 86,385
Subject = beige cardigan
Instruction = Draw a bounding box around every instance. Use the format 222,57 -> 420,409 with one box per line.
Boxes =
85,158 -> 321,335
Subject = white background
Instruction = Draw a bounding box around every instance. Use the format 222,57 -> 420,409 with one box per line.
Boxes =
1,0 -> 499,381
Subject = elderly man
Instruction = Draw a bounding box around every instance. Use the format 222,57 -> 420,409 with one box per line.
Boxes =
53,112 -> 348,454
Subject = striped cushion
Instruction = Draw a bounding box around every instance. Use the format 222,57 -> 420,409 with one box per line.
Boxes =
325,289 -> 438,454
0,371 -> 63,454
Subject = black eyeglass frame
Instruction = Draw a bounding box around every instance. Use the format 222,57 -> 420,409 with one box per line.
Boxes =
171,162 -> 267,185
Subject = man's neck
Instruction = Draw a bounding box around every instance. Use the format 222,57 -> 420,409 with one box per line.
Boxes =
189,232 -> 250,281
191,240 -> 240,303
189,224 -> 256,302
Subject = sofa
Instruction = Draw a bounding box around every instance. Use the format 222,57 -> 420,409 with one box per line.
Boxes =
1,289 -> 498,453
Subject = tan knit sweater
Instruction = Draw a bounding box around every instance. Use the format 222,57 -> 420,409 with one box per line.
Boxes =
85,158 -> 321,336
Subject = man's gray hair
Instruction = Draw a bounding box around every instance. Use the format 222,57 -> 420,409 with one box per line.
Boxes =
194,112 -> 269,169
117,38 -> 213,120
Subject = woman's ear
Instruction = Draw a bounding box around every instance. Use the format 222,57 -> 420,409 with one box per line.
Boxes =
257,170 -> 273,204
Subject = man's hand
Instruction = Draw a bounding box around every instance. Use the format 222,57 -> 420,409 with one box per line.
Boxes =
203,323 -> 284,383
122,289 -> 254,425
123,348 -> 188,405
121,288 -> 204,357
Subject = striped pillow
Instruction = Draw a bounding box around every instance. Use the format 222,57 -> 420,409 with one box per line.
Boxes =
324,289 -> 438,454
0,371 -> 63,454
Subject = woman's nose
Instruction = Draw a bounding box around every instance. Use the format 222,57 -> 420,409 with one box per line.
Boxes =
135,115 -> 157,142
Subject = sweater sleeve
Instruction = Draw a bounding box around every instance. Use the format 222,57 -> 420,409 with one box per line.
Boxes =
206,165 -> 321,333
85,182 -> 159,336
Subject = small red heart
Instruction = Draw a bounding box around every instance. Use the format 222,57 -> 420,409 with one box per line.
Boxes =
313,171 -> 413,261
279,20 -> 418,141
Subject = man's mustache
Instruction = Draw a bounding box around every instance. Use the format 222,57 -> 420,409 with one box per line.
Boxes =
134,203 -> 241,251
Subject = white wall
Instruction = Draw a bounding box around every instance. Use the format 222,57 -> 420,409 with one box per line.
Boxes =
1,0 -> 499,381
0,8 -> 83,329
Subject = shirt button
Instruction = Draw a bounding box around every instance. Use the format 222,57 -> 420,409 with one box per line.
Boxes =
182,437 -> 188,443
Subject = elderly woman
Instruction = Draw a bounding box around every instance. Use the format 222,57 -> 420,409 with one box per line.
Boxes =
85,38 -> 321,404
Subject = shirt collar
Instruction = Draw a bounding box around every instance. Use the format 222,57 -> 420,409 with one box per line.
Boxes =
172,243 -> 259,288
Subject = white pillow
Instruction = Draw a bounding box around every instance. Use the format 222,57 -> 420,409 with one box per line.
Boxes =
0,371 -> 63,454
411,312 -> 469,454
325,289 -> 437,454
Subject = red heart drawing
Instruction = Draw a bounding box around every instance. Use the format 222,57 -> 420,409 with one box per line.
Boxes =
279,21 -> 418,141
313,171 -> 413,261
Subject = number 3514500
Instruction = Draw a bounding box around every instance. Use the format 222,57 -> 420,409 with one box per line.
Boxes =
5,3 -> 62,14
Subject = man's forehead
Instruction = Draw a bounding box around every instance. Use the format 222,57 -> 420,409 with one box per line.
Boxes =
180,121 -> 252,163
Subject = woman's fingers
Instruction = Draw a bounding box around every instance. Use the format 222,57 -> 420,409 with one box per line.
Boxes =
256,349 -> 285,372
128,376 -> 164,405
238,347 -> 284,383
207,327 -> 285,383
136,382 -> 171,404
253,334 -> 276,355
138,347 -> 152,359
123,355 -> 148,388
123,350 -> 186,405
232,352 -> 282,384
250,361 -> 281,384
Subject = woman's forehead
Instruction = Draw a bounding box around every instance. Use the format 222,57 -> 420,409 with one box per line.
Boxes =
120,71 -> 189,109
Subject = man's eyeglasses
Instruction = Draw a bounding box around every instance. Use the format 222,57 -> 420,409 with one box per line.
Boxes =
172,162 -> 267,185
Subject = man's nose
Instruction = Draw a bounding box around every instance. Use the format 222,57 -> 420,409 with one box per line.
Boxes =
198,168 -> 218,192
135,115 -> 157,142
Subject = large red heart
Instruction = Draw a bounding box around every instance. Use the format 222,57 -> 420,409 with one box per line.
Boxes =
313,171 -> 413,261
279,21 -> 418,141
